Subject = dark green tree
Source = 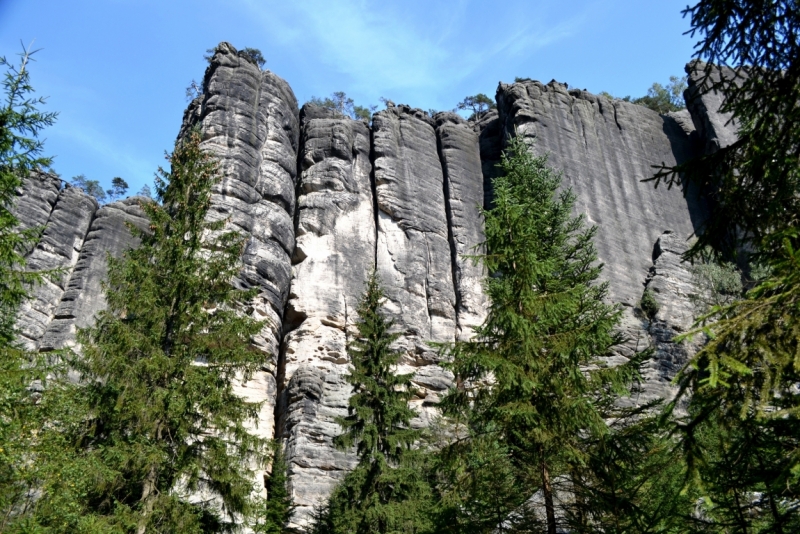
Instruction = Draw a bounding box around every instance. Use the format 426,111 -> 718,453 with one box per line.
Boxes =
25,128 -> 271,533
648,2 -> 800,531
314,272 -> 434,534
0,44 -> 56,344
307,91 -> 375,121
456,93 -> 496,119
0,43 -> 59,528
438,136 -> 639,534
254,446 -> 293,533
240,47 -> 266,69
106,176 -> 129,201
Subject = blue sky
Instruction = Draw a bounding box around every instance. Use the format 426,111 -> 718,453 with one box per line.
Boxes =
0,0 -> 698,197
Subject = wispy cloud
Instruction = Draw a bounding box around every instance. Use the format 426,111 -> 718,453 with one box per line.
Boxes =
238,0 -> 591,99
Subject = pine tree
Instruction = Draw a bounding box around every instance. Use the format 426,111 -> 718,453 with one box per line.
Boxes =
25,128 -> 271,533
0,44 -> 60,529
316,272 -> 435,534
439,136 -> 638,534
0,44 -> 57,344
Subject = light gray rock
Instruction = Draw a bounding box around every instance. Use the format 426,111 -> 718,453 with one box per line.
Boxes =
39,198 -> 148,351
496,80 -> 704,308
15,185 -> 98,349
434,112 -> 487,340
685,60 -> 743,154
179,44 -> 301,507
11,171 -> 61,241
372,105 -> 457,356
632,231 -> 704,406
184,42 -> 299,375
279,109 -> 375,525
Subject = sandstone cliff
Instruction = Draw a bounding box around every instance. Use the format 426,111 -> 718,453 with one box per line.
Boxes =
13,44 -> 739,528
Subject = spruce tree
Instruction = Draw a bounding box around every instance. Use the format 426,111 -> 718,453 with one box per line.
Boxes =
439,136 -> 637,534
0,44 -> 60,528
26,128 -> 270,533
316,272 -> 434,534
254,446 -> 293,533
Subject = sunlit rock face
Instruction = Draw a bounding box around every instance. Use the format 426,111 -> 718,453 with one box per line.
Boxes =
15,44 -> 740,529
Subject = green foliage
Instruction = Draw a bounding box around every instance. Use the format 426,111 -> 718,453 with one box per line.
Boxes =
307,91 -> 375,121
651,2 -> 800,261
20,128 -> 271,532
136,184 -> 152,198
0,44 -> 57,344
438,136 -> 639,533
632,76 -> 687,113
70,174 -> 107,203
567,410 -> 701,533
253,446 -> 293,533
643,3 -> 800,529
240,47 -> 266,69
678,238 -> 800,532
640,289 -> 660,321
688,254 -> 743,313
456,93 -> 496,119
313,272 -> 435,534
107,177 -> 128,201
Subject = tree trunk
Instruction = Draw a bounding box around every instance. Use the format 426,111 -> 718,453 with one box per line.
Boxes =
542,459 -> 557,534
136,464 -> 159,534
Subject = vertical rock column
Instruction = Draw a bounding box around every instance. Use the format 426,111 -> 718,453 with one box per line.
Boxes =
434,112 -> 487,339
39,198 -> 148,350
372,105 -> 457,414
181,42 -> 300,478
15,185 -> 98,349
279,105 -> 375,526
11,171 -> 61,237
634,231 -> 703,406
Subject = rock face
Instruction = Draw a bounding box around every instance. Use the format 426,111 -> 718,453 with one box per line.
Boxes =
180,43 -> 301,455
685,60 -> 742,154
14,47 -> 742,529
15,185 -> 98,349
39,197 -> 148,351
278,106 -> 374,521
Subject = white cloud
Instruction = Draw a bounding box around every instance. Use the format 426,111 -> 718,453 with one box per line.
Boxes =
239,0 -> 591,98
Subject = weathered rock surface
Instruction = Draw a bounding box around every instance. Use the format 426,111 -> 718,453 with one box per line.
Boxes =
11,171 -> 61,234
15,185 -> 98,349
434,112 -> 487,339
634,231 -> 703,405
496,80 -> 704,308
39,198 -> 148,350
372,105 -> 456,353
685,60 -> 742,154
279,108 -> 374,524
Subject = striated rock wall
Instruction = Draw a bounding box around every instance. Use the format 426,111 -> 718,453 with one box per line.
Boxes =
278,105 -> 374,519
14,46 -> 741,529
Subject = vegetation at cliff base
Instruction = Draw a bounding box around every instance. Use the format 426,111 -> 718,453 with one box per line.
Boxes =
310,272 -> 435,534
